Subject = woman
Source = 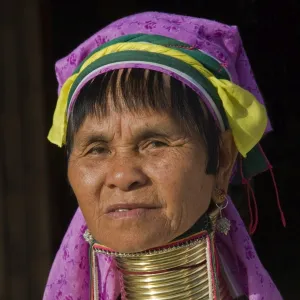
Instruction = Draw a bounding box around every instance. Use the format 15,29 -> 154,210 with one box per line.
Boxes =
44,12 -> 284,300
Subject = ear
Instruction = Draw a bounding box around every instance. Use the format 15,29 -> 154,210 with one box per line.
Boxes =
212,130 -> 238,203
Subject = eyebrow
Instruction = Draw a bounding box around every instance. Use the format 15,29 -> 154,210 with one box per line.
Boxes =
78,133 -> 111,148
136,129 -> 171,140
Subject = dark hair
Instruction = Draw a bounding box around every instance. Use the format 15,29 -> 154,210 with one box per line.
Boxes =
66,69 -> 221,174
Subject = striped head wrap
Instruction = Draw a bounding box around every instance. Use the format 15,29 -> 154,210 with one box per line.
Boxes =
48,33 -> 269,184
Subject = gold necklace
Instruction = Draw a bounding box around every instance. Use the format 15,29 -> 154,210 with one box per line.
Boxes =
84,211 -> 232,300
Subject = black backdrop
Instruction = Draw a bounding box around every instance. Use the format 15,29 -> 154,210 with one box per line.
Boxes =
44,1 -> 300,298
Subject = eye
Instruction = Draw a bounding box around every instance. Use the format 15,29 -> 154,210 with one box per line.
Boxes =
87,146 -> 110,155
148,140 -> 168,148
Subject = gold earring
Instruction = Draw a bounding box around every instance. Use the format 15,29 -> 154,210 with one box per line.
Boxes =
214,188 -> 226,203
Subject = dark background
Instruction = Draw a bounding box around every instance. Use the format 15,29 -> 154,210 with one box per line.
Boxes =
1,0 -> 299,299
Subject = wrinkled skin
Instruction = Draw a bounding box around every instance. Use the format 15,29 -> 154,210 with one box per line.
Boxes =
68,105 -> 237,253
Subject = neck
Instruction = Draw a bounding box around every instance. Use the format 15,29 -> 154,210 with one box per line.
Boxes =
84,210 -> 232,300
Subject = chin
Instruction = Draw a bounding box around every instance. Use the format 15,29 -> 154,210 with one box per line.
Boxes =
92,211 -> 174,253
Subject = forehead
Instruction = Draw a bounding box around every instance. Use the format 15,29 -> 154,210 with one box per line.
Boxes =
71,109 -> 199,150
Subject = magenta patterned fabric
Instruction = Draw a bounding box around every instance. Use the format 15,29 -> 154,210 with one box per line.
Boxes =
44,12 -> 282,299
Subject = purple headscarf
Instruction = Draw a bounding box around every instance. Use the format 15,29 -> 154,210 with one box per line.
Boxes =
43,12 -> 282,300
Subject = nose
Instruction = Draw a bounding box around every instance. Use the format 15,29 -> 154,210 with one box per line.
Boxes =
105,157 -> 148,191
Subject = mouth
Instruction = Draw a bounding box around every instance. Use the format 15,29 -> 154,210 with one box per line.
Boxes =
105,203 -> 160,219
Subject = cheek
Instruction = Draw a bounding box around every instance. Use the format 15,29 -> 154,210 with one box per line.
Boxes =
145,150 -> 213,230
68,159 -> 105,206
183,174 -> 213,218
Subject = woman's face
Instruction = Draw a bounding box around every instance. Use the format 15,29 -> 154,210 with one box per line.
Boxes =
68,108 -> 216,252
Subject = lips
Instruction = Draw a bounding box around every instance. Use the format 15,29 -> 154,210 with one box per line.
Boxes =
114,208 -> 130,212
106,203 -> 159,214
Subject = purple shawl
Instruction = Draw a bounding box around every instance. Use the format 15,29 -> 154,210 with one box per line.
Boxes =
43,12 -> 282,300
